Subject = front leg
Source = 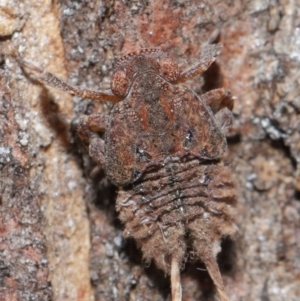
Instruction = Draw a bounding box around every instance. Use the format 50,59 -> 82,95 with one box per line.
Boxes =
18,59 -> 120,103
77,114 -> 108,166
177,44 -> 222,82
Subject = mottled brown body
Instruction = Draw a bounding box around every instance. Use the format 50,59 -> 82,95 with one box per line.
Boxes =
20,44 -> 237,301
117,159 -> 236,270
104,48 -> 229,186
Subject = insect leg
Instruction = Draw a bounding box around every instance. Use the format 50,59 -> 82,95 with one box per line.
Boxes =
177,44 -> 222,82
201,88 -> 233,113
19,59 -> 120,102
77,114 -> 108,166
215,108 -> 234,135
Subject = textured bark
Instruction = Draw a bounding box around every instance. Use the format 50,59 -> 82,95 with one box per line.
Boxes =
0,0 -> 299,301
0,1 -> 92,301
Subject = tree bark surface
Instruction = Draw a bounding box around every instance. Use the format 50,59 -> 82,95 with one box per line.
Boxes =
0,1 -> 299,301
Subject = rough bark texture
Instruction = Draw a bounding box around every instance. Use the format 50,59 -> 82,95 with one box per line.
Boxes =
0,0 -> 299,301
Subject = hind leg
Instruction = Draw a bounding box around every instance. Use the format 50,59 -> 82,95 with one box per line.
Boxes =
201,88 -> 233,113
201,88 -> 234,135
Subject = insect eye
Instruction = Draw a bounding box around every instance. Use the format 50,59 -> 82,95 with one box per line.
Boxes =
111,70 -> 129,97
159,58 -> 180,82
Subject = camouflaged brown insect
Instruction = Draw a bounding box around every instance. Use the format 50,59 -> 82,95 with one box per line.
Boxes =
20,43 -> 237,301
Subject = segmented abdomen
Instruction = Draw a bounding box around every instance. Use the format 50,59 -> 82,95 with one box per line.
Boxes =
116,158 -> 237,272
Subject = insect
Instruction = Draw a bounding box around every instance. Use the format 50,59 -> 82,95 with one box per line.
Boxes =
20,44 -> 237,301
